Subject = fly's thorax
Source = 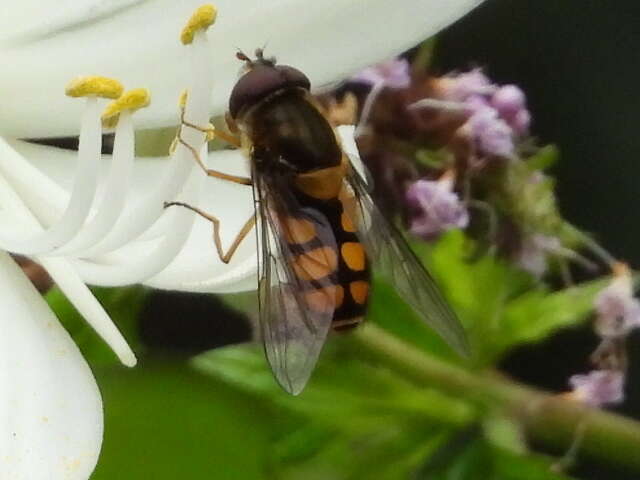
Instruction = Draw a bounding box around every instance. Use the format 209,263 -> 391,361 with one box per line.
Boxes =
242,90 -> 342,175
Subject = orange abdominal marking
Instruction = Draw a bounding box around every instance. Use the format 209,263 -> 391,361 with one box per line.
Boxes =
305,285 -> 344,313
294,159 -> 347,200
292,247 -> 338,281
341,242 -> 366,271
349,281 -> 369,305
283,216 -> 316,244
341,212 -> 356,233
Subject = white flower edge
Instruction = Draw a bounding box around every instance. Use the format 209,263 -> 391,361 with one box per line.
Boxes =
0,251 -> 102,479
0,0 -> 485,137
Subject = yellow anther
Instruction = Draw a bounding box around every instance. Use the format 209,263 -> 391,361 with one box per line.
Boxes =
181,4 -> 217,45
65,76 -> 124,99
178,89 -> 189,109
101,88 -> 151,128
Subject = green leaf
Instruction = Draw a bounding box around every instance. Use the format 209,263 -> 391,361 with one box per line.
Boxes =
192,341 -> 475,429
46,285 -> 147,367
193,341 -> 478,480
416,231 -> 533,365
399,231 -> 607,364
416,433 -> 575,480
525,145 -> 559,171
91,358 -> 275,479
498,277 -> 607,354
483,413 -> 526,454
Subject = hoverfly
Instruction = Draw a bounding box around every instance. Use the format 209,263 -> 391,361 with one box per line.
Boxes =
166,49 -> 468,395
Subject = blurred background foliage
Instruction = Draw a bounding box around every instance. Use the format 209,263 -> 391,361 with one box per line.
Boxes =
45,1 -> 640,479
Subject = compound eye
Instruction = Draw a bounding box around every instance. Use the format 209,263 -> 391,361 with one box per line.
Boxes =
228,63 -> 311,119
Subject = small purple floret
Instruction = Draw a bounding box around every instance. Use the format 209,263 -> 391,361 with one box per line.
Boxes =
569,370 -> 624,407
406,179 -> 469,240
467,107 -> 515,158
441,68 -> 495,101
594,278 -> 640,338
351,58 -> 411,89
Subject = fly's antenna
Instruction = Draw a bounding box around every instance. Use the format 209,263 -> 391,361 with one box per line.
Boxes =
255,44 -> 276,66
237,47 -> 276,68
236,49 -> 253,66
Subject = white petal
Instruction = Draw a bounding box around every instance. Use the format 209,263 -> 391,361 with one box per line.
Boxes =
0,156 -> 137,365
40,257 -> 137,366
0,251 -> 102,479
11,140 -> 258,290
0,0 -> 484,138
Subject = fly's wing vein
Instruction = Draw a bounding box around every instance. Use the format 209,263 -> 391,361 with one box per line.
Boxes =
253,170 -> 338,394
343,164 -> 469,356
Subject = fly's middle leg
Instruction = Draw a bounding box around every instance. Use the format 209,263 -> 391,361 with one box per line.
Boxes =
163,201 -> 256,264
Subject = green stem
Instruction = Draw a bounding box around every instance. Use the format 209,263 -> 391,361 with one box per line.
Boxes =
353,324 -> 640,470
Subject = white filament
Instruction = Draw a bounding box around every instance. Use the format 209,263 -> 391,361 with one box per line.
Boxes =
54,110 -> 135,256
70,155 -> 204,285
0,97 -> 102,254
81,30 -> 213,256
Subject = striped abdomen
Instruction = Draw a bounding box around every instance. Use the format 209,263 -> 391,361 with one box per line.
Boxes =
285,186 -> 370,332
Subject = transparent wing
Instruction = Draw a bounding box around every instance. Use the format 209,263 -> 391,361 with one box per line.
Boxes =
343,164 -> 470,356
253,172 -> 338,395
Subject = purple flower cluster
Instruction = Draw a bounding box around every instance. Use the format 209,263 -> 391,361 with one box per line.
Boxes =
351,58 -> 411,90
405,177 -> 469,240
435,69 -> 531,158
568,264 -> 639,407
569,370 -> 624,407
594,273 -> 640,338
515,234 -> 561,278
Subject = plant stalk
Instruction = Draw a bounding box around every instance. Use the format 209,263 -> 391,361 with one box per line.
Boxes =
353,324 -> 640,470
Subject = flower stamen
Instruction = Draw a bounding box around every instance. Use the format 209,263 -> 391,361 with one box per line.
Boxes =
101,88 -> 151,129
65,75 -> 123,99
180,4 -> 217,45
55,90 -> 151,256
0,77 -> 123,255
65,4 -> 218,284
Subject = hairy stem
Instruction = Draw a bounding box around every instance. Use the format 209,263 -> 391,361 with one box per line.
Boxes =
353,324 -> 640,470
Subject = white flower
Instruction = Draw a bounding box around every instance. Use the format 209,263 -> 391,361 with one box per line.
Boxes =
0,1 -> 484,478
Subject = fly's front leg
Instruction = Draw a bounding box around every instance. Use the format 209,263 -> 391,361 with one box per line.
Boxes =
179,107 -> 241,148
174,98 -> 251,185
163,201 -> 256,264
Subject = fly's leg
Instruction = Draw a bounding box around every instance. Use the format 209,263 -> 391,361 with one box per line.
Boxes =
172,101 -> 251,185
180,107 -> 241,148
163,201 -> 256,264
